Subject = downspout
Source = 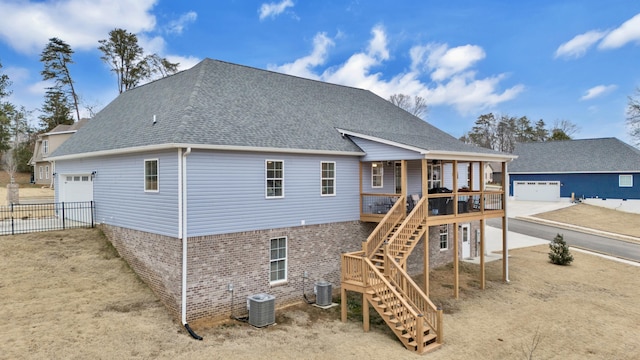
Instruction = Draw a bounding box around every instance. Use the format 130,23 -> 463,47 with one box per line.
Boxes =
504,162 -> 510,283
49,160 -> 55,188
179,147 -> 202,340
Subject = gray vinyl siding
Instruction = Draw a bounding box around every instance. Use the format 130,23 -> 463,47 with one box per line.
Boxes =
350,137 -> 423,161
361,160 -> 424,195
185,150 -> 361,236
55,151 -> 180,237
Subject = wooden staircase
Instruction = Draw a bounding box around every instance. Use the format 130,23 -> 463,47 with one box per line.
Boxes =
343,196 -> 443,355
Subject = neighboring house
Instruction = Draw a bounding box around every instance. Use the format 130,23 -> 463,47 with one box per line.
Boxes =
29,119 -> 87,186
509,138 -> 640,201
49,59 -> 515,354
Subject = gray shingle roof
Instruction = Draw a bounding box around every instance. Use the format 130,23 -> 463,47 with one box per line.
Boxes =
52,59 -> 506,158
509,138 -> 640,173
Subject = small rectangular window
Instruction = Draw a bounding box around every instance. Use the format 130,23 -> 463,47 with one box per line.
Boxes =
45,165 -> 49,180
145,159 -> 159,192
73,176 -> 80,181
321,161 -> 335,196
371,162 -> 383,188
39,166 -> 43,180
269,236 -> 287,283
266,160 -> 284,198
42,140 -> 49,155
81,176 -> 89,181
439,224 -> 448,250
619,175 -> 633,188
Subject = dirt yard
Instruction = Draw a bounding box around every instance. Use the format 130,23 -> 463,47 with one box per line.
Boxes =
2,209 -> 639,359
532,202 -> 640,238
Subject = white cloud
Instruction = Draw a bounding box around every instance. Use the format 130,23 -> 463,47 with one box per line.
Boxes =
268,32 -> 334,80
259,0 -> 294,21
166,55 -> 201,72
272,26 -> 524,115
412,43 -> 485,82
580,84 -> 617,100
599,13 -> 640,49
167,11 -> 197,35
555,30 -> 607,59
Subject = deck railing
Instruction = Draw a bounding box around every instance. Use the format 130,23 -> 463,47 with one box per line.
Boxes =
0,201 -> 95,236
384,253 -> 443,344
361,195 -> 405,258
385,197 -> 427,264
341,251 -> 366,284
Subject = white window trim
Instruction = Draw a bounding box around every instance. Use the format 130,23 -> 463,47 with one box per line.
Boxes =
439,224 -> 449,251
321,161 -> 336,196
619,174 -> 633,188
265,159 -> 284,199
269,236 -> 288,284
42,140 -> 49,155
371,162 -> 383,188
45,165 -> 49,180
38,166 -> 43,180
144,159 -> 159,193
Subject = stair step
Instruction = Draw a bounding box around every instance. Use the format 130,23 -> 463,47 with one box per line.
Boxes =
408,332 -> 438,347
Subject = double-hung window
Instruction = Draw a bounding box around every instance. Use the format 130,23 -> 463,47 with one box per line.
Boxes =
144,159 -> 159,192
270,236 -> 287,283
439,224 -> 449,250
266,160 -> 284,198
45,165 -> 49,180
42,140 -> 49,155
321,161 -> 336,196
371,162 -> 383,188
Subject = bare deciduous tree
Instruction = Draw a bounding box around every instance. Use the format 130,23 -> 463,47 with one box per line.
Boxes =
388,93 -> 428,118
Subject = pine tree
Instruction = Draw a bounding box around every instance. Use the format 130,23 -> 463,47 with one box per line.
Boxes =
549,233 -> 573,265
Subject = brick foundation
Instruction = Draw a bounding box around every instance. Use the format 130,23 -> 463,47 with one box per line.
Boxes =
101,221 -> 374,322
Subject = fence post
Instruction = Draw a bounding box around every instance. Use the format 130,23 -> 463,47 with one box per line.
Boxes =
90,201 -> 94,228
61,202 -> 65,230
10,202 -> 15,235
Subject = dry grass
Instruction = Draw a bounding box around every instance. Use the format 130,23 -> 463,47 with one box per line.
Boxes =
533,203 -> 640,238
2,227 -> 639,359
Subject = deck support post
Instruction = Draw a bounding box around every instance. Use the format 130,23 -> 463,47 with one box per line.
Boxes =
480,218 -> 486,289
341,288 -> 347,323
363,294 -> 370,332
454,221 -> 459,299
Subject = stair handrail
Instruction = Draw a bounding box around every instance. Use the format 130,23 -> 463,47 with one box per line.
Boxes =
362,257 -> 426,348
383,251 -> 443,343
385,196 -> 428,264
362,195 -> 406,258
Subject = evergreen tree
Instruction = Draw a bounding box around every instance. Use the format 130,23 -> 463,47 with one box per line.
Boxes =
98,28 -> 179,93
549,233 -> 574,265
40,37 -> 80,122
38,89 -> 73,131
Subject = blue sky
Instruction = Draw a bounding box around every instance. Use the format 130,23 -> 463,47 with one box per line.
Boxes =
0,1 -> 639,145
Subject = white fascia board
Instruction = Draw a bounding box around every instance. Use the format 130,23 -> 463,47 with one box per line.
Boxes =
47,143 -> 366,161
337,128 -> 427,154
337,128 -> 517,162
424,150 -> 517,162
46,130 -> 77,136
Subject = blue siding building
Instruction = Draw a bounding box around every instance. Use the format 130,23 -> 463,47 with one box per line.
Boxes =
509,138 -> 640,201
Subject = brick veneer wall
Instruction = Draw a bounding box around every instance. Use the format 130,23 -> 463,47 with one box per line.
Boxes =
101,221 -> 374,322
100,225 -> 182,318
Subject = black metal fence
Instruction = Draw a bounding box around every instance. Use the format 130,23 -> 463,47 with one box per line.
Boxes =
0,201 -> 94,236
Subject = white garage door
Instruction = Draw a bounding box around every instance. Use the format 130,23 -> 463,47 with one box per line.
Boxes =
60,174 -> 94,203
514,181 -> 560,201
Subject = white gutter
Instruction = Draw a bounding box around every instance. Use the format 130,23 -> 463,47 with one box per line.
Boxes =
47,142 -> 365,161
179,147 -> 202,339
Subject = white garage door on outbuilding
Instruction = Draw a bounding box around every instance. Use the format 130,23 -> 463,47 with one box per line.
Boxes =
59,174 -> 94,203
513,181 -> 560,201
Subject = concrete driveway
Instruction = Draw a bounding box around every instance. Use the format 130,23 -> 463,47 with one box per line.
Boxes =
506,199 -> 574,218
